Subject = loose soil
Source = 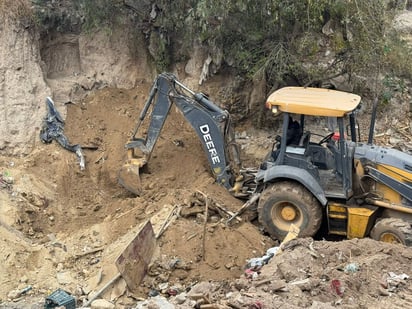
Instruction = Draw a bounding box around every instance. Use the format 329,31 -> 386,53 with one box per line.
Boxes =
1,82 -> 412,309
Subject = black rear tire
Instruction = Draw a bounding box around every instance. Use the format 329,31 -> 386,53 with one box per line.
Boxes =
370,218 -> 412,245
257,181 -> 322,241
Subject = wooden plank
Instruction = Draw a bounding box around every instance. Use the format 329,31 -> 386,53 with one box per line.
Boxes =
115,221 -> 156,292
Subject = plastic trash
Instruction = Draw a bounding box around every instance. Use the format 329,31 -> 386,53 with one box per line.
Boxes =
388,272 -> 409,280
266,246 -> 280,256
245,268 -> 258,279
44,289 -> 76,309
384,271 -> 410,291
344,263 -> 360,273
331,279 -> 344,296
246,246 -> 279,270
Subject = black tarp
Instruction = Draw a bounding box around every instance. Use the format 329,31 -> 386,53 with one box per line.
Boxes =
40,97 -> 85,170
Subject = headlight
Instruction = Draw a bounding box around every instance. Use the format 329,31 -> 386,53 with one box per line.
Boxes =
271,105 -> 279,115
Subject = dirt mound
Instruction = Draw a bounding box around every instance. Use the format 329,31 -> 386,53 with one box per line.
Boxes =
173,237 -> 412,309
0,83 -> 273,304
1,84 -> 412,309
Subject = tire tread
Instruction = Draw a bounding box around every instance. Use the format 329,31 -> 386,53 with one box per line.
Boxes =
257,180 -> 322,240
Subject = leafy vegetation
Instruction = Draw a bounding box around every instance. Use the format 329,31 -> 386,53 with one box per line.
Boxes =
27,0 -> 412,101
30,0 -> 123,34
152,0 -> 411,98
72,0 -> 124,34
32,2 -> 78,33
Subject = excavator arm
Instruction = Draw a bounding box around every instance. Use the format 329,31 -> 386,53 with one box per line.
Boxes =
118,73 -> 244,195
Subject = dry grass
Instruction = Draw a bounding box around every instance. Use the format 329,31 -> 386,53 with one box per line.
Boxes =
0,0 -> 33,26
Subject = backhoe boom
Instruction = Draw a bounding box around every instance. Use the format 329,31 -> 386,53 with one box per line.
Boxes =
119,73 -> 245,195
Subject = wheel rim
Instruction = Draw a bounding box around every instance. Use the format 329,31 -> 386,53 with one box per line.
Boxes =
380,232 -> 402,244
271,201 -> 303,231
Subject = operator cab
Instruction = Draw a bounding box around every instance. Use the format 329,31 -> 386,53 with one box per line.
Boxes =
261,86 -> 361,200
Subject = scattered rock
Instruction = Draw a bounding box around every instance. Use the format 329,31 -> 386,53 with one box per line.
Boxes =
135,295 -> 175,309
188,282 -> 215,296
379,286 -> 390,296
56,271 -> 74,285
174,292 -> 187,304
7,289 -> 21,300
91,298 -> 115,309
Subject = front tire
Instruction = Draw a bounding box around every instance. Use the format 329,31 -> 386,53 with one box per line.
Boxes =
370,218 -> 412,245
257,181 -> 322,241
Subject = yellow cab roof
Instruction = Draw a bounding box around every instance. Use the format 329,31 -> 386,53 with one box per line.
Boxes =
266,87 -> 361,117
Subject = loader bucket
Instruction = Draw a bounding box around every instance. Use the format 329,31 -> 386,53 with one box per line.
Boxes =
118,151 -> 147,195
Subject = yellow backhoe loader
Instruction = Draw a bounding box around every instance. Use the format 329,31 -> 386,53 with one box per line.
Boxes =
119,73 -> 412,245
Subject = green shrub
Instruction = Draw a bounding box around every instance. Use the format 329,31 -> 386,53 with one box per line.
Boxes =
28,0 -> 412,99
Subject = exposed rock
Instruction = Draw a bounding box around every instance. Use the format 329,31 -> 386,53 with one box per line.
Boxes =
1,10 -> 151,156
0,22 -> 50,155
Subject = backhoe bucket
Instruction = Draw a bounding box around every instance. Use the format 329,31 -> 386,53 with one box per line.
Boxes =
118,149 -> 147,195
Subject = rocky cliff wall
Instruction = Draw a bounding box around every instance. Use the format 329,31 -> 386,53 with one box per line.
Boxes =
0,23 -> 50,155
